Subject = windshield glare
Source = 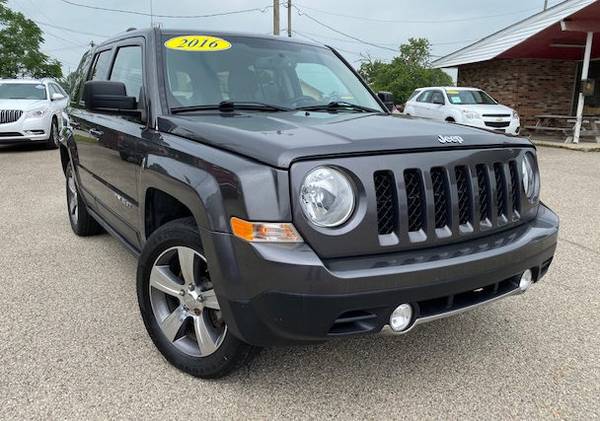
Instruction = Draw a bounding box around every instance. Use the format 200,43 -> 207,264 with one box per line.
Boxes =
0,83 -> 47,100
163,35 -> 383,112
446,89 -> 496,105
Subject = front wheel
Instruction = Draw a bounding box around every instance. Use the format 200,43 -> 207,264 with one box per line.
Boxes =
46,118 -> 59,149
137,217 -> 259,378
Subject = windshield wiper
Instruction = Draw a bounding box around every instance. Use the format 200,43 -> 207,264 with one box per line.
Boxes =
171,101 -> 291,114
296,101 -> 381,113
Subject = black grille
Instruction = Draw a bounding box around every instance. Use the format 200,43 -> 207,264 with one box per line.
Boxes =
0,109 -> 23,124
494,163 -> 507,217
509,161 -> 520,215
374,171 -> 397,235
365,153 -> 529,250
455,166 -> 472,225
431,167 -> 449,229
485,121 -> 510,128
404,169 -> 425,232
476,164 -> 491,222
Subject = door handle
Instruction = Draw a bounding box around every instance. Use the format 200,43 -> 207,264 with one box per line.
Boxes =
89,129 -> 104,138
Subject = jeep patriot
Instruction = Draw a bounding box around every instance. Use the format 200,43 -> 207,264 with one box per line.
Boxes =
61,28 -> 559,378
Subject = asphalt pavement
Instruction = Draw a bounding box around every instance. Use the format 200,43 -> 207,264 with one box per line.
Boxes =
0,145 -> 598,420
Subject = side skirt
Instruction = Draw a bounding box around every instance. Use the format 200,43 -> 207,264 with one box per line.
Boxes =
87,206 -> 141,257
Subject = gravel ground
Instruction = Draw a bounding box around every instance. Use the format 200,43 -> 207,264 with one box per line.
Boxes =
0,145 -> 598,420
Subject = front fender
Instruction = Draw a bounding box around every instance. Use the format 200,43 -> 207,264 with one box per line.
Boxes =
138,132 -> 292,238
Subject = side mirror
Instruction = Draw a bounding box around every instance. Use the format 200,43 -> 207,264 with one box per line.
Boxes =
377,91 -> 395,111
51,92 -> 65,101
82,80 -> 137,112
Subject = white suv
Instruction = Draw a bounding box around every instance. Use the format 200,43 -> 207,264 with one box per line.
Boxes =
404,87 -> 520,135
0,78 -> 69,148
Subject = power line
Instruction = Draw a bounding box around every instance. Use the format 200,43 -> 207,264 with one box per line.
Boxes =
293,6 -> 398,53
45,43 -> 90,52
293,2 -> 540,24
294,29 -> 475,48
33,20 -> 109,38
55,0 -> 275,19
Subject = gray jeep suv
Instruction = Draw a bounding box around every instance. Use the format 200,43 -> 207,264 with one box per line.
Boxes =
61,28 -> 559,378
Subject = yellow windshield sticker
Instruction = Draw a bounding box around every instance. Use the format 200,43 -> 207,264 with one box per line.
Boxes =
446,90 -> 459,94
164,35 -> 231,52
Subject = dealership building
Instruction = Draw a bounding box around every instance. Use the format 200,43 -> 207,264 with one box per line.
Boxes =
433,0 -> 600,143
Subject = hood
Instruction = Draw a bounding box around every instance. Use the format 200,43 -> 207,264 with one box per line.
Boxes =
0,99 -> 48,111
158,111 -> 531,169
458,104 -> 514,115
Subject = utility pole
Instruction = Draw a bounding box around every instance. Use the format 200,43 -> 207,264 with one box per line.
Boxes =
287,0 -> 292,37
273,0 -> 280,36
544,0 -> 548,10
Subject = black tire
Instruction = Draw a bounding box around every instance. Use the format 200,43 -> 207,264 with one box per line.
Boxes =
46,118 -> 59,149
65,162 -> 103,236
137,217 -> 259,379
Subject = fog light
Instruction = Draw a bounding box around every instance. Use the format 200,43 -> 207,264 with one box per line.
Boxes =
389,304 -> 413,332
519,269 -> 533,292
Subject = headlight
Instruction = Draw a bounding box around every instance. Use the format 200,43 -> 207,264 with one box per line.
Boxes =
299,166 -> 355,228
512,110 -> 519,120
521,153 -> 539,201
25,107 -> 47,118
461,109 -> 480,120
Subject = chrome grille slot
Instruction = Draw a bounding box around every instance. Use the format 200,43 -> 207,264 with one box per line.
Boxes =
0,109 -> 23,124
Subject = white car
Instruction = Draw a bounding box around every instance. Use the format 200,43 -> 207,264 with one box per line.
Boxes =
404,87 -> 520,135
0,78 -> 69,148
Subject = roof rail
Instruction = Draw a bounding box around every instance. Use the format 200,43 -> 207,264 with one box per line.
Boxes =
126,27 -> 137,32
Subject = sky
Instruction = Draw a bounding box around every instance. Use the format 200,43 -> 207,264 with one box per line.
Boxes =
7,0 -> 566,76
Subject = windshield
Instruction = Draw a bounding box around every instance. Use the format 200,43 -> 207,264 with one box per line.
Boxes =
162,34 -> 383,112
0,83 -> 47,100
445,89 -> 496,105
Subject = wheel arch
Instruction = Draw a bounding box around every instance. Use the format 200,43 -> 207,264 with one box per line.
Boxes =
139,156 -> 222,243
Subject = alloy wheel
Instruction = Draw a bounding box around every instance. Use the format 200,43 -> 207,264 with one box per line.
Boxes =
52,122 -> 60,147
149,246 -> 226,357
67,169 -> 78,225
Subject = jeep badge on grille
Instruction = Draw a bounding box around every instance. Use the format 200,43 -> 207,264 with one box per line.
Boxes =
438,135 -> 464,144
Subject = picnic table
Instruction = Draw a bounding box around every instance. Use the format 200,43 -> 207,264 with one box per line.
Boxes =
525,114 -> 600,144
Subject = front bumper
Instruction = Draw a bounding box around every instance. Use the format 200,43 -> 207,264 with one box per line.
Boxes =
204,204 -> 558,347
0,115 -> 51,144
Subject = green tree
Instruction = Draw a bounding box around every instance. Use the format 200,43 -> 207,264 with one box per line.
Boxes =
359,38 -> 452,105
0,0 -> 62,79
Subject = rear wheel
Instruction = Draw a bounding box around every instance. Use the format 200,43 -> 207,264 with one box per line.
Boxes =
46,118 -> 59,149
137,217 -> 259,378
65,162 -> 103,236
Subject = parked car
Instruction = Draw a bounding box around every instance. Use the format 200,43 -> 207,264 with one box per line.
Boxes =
404,87 -> 520,135
0,78 -> 69,148
61,29 -> 558,378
